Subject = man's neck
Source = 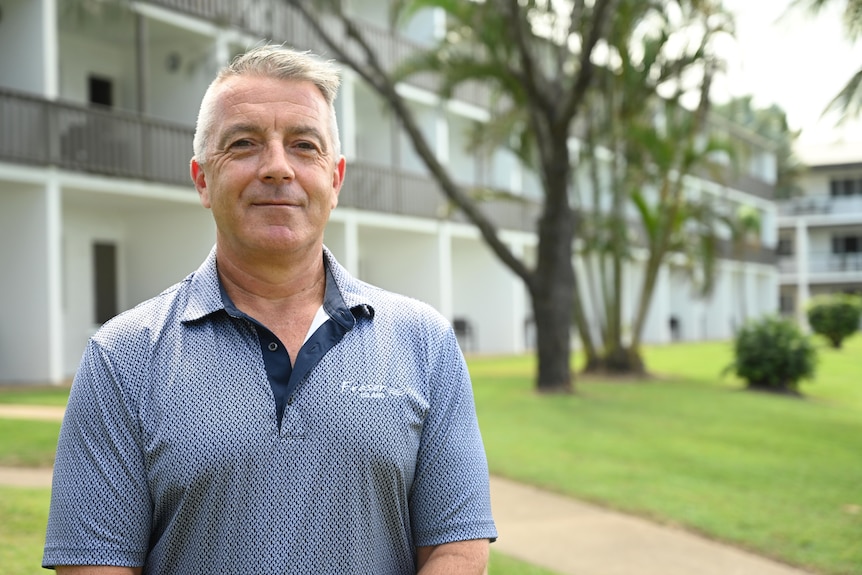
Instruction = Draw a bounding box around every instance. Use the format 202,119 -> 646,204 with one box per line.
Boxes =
215,243 -> 326,314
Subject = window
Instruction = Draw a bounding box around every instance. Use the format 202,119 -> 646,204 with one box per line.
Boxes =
832,235 -> 862,254
88,75 -> 114,108
779,294 -> 794,314
830,177 -> 862,197
777,238 -> 794,256
93,242 -> 118,324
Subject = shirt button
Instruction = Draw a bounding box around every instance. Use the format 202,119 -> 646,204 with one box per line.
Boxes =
268,342 -> 278,351
287,396 -> 294,405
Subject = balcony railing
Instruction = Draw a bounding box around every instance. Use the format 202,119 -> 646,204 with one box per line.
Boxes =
0,88 -> 538,232
778,195 -> 862,217
0,88 -> 193,185
717,240 -> 777,266
779,252 -> 862,274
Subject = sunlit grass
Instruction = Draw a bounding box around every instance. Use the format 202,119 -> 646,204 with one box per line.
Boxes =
0,487 -> 50,575
471,337 -> 862,575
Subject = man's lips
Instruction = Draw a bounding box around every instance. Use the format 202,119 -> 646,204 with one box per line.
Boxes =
251,201 -> 301,207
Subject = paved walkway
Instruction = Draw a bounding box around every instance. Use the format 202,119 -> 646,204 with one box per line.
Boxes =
1,404 -> 814,575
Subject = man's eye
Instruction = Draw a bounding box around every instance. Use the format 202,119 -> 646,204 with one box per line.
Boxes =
295,141 -> 319,152
230,139 -> 255,149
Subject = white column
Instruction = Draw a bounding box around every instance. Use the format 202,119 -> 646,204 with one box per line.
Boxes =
46,171 -> 64,383
435,111 -> 449,164
338,76 -> 357,160
437,222 -> 453,320
214,33 -> 231,67
795,219 -> 810,327
41,0 -> 58,98
511,239 -> 528,353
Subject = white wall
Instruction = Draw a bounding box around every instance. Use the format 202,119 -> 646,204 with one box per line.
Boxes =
58,33 -> 136,109
451,236 -> 521,353
0,0 -> 46,94
145,19 -> 217,124
353,83 -> 394,167
125,203 -> 215,304
358,227 -> 441,309
0,183 -> 53,382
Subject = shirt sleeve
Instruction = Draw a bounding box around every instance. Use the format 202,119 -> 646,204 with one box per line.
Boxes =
409,322 -> 498,546
43,338 -> 151,568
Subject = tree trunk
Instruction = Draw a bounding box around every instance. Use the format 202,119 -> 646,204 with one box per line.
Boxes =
531,165 -> 575,394
531,271 -> 574,393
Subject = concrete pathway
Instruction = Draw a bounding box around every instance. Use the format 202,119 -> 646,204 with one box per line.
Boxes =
489,476 -> 814,575
0,404 -> 66,421
1,404 -> 815,575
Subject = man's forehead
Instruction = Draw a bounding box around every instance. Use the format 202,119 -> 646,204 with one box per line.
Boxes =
214,74 -> 326,108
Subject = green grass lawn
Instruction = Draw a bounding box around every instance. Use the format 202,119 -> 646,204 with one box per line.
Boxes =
472,336 -> 862,575
2,336 -> 860,574
0,419 -> 61,467
0,386 -> 71,407
0,487 -> 51,575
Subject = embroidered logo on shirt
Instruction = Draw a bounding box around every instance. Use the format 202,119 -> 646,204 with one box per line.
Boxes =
340,381 -> 406,399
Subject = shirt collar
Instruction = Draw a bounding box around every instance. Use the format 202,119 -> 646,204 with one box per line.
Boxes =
180,245 -> 374,326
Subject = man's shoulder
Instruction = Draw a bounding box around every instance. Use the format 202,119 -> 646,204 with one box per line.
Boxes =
92,274 -> 199,347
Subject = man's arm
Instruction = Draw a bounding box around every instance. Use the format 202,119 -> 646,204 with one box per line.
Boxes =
416,539 -> 489,574
56,566 -> 142,575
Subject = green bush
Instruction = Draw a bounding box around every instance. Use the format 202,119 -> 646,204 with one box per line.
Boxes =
724,315 -> 816,394
807,294 -> 862,349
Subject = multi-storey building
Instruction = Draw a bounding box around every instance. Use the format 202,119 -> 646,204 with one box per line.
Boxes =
778,142 -> 862,324
0,0 -> 778,384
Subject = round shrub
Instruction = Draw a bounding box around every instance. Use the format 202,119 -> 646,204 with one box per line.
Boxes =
725,315 -> 816,394
807,294 -> 862,349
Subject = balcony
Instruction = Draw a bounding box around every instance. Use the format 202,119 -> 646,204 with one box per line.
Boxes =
780,252 -> 862,275
146,0 -> 488,107
778,195 -> 862,217
0,88 -> 193,185
0,88 -> 539,232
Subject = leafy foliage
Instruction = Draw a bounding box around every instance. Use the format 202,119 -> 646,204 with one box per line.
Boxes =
807,293 -> 862,349
575,0 -> 735,372
712,96 -> 804,199
792,0 -> 862,122
724,315 -> 817,394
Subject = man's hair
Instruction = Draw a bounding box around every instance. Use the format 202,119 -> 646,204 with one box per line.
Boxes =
193,45 -> 342,164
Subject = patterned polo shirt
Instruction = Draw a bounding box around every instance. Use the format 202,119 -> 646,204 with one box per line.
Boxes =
43,246 -> 497,574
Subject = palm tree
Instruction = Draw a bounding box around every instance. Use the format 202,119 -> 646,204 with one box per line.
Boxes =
575,0 -> 734,373
793,0 -> 862,121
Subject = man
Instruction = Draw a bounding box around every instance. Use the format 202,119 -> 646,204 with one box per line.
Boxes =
43,45 -> 497,574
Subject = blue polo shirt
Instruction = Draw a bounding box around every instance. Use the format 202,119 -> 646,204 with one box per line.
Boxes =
44,246 -> 497,574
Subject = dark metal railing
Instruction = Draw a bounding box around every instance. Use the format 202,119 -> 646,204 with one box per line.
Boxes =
0,88 -> 193,185
717,240 -> 777,266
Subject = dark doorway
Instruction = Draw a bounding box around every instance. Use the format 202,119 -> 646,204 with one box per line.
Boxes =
93,242 -> 118,324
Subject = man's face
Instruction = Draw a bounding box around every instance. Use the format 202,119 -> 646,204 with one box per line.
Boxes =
191,75 -> 345,261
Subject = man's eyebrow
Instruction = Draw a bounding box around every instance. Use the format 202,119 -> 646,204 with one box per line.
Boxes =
287,125 -> 328,152
216,124 -> 328,152
216,124 -> 259,149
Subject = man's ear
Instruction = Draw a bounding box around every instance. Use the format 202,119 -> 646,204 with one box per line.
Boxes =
331,156 -> 346,209
190,159 -> 211,208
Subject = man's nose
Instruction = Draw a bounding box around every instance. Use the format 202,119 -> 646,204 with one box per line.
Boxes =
259,142 -> 295,181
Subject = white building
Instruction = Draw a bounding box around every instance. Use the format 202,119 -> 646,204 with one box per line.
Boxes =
0,0 -> 778,385
778,143 -> 862,324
